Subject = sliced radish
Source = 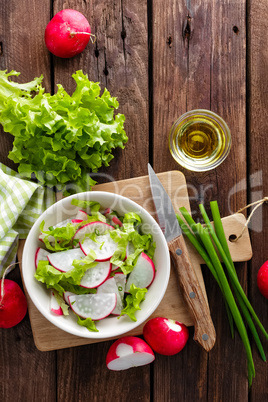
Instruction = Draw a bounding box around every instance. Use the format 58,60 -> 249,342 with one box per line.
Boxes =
50,291 -> 63,316
35,247 -> 50,269
80,260 -> 111,288
97,277 -> 123,315
74,221 -> 114,243
111,216 -> 123,227
80,232 -> 118,261
126,241 -> 135,257
48,248 -> 85,272
54,218 -> 73,228
63,291 -> 76,305
125,252 -> 155,292
68,293 -> 117,320
111,263 -> 120,272
75,209 -> 88,221
71,219 -> 83,225
103,208 -> 114,219
113,272 -> 127,301
106,336 -> 155,371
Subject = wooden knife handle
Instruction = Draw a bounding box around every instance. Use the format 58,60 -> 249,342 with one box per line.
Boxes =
169,234 -> 216,352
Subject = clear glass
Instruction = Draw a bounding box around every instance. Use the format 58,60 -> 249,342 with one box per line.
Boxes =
169,109 -> 232,172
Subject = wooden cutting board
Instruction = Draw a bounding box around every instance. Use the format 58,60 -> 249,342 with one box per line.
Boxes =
18,171 -> 252,351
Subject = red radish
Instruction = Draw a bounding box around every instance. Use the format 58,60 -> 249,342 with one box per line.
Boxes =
71,219 -> 83,225
257,260 -> 268,299
103,208 -> 115,219
74,221 -> 114,242
143,317 -> 189,356
48,248 -> 85,272
50,291 -> 63,316
80,232 -> 118,261
125,252 -> 155,292
75,209 -> 88,221
45,9 -> 92,58
64,291 -> 75,305
68,293 -> 116,320
35,247 -> 50,269
0,278 -> 27,328
111,263 -> 120,272
113,272 -> 126,300
106,336 -> 155,371
103,209 -> 121,225
97,277 -> 123,315
80,260 -> 112,288
126,241 -> 135,257
111,216 -> 123,227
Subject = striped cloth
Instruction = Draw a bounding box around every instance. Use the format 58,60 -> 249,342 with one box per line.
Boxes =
0,163 -> 55,276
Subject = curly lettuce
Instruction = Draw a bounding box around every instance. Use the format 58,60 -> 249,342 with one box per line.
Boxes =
35,257 -> 97,296
0,70 -> 127,194
119,284 -> 147,321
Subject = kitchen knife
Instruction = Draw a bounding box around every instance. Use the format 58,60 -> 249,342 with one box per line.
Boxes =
148,164 -> 216,352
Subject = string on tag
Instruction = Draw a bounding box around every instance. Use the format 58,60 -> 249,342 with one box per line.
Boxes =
231,197 -> 268,242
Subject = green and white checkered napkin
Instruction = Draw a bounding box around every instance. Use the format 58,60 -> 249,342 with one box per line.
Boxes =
0,163 -> 55,277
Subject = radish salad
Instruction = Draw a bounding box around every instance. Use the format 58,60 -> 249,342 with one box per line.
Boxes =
34,199 -> 156,332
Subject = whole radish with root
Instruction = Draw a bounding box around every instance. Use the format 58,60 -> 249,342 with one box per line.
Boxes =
257,260 -> 268,299
143,317 -> 189,355
45,9 -> 95,58
0,263 -> 27,328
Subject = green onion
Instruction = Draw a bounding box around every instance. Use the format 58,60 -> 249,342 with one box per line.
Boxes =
195,223 -> 255,386
176,203 -> 268,386
179,207 -> 203,243
200,203 -> 268,343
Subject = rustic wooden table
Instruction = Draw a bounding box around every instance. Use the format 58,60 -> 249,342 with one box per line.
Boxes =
0,1 -> 267,401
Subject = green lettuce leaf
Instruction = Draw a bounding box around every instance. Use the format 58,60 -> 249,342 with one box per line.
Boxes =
77,316 -> 98,332
123,212 -> 142,225
109,214 -> 156,274
52,290 -> 69,316
122,248 -> 143,275
61,282 -> 96,295
0,70 -> 127,194
110,230 -> 129,268
35,259 -> 97,296
72,250 -> 97,269
119,284 -> 147,321
71,199 -> 101,213
40,221 -> 76,251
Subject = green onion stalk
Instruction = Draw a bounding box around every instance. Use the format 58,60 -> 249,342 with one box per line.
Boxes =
176,202 -> 268,387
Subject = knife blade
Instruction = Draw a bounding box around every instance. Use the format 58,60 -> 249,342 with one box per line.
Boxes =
148,164 -> 216,352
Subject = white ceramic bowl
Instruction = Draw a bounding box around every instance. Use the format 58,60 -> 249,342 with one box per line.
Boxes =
22,191 -> 170,339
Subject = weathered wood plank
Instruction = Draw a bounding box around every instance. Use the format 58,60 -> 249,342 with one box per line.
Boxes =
152,0 -> 248,400
206,1 -> 248,400
0,0 -> 51,169
152,1 -> 208,400
57,343 -> 151,402
0,267 -> 57,402
53,1 -> 150,401
248,0 -> 268,400
53,0 -> 149,182
0,1 -> 57,401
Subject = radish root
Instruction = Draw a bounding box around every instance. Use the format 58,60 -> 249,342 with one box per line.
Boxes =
69,30 -> 96,44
